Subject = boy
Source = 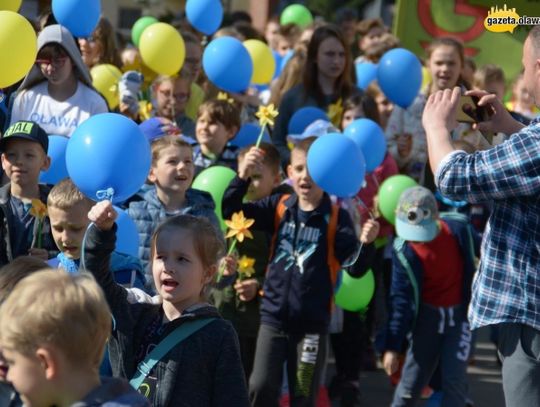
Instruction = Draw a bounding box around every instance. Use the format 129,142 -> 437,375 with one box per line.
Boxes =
0,269 -> 149,407
0,120 -> 58,266
382,187 -> 477,407
212,142 -> 285,380
47,178 -> 146,290
222,137 -> 380,406
193,99 -> 241,176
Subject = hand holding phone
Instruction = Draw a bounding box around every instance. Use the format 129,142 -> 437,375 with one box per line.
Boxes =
456,95 -> 491,123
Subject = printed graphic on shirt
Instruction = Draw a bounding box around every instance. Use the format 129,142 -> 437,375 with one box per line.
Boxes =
272,221 -> 321,274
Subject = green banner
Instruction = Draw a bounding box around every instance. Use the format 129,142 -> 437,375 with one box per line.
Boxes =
393,0 -> 538,84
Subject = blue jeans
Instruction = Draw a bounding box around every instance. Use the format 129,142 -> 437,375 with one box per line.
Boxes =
497,323 -> 540,407
392,304 -> 471,407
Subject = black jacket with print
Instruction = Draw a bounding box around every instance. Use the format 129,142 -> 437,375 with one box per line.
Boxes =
223,176 -> 375,334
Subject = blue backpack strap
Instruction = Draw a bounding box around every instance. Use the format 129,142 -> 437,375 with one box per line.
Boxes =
440,212 -> 477,261
393,237 -> 420,320
130,318 -> 216,391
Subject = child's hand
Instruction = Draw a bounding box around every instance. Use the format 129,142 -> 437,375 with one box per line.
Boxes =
28,248 -> 48,261
383,351 -> 400,376
88,201 -> 117,231
360,219 -> 380,244
220,255 -> 238,277
238,147 -> 265,180
234,278 -> 258,302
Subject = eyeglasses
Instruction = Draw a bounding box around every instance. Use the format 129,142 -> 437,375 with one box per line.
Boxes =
35,56 -> 68,69
158,89 -> 189,102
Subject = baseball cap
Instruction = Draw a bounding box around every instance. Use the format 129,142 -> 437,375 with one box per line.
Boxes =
0,121 -> 48,153
395,186 -> 440,242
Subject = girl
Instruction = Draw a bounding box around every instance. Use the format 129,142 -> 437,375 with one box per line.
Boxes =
127,136 -> 219,277
9,25 -> 108,137
384,37 -> 486,185
272,24 -> 359,165
366,83 -> 394,130
86,204 -> 249,407
78,17 -> 122,69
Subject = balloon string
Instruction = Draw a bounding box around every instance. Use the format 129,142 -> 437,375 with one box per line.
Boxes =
80,188 -> 115,271
353,196 -> 376,221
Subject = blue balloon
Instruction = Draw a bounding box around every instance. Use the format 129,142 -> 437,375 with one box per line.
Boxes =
66,113 -> 151,204
307,133 -> 366,198
272,50 -> 283,79
377,48 -> 422,109
288,107 -> 329,135
280,49 -> 294,73
230,123 -> 271,148
52,0 -> 100,38
185,0 -> 223,36
203,36 -> 253,93
355,62 -> 378,90
344,118 -> 387,172
40,135 -> 69,185
114,206 -> 140,257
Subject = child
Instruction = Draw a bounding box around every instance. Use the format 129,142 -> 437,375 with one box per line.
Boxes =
47,178 -> 145,290
366,83 -> 394,130
274,24 -> 301,57
0,121 -> 58,266
9,25 -> 108,137
193,99 -> 241,176
86,202 -> 250,406
382,187 -> 477,407
223,137 -> 380,406
506,72 -> 539,120
152,75 -> 195,137
211,142 -> 283,380
127,136 -> 220,280
354,18 -> 387,63
0,269 -> 149,406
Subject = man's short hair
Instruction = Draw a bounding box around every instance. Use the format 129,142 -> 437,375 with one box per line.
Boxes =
47,178 -> 93,211
0,270 -> 111,370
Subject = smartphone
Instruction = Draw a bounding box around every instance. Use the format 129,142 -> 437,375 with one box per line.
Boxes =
456,95 -> 490,123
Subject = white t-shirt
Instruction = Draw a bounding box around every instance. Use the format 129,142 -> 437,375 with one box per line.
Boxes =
10,81 -> 108,137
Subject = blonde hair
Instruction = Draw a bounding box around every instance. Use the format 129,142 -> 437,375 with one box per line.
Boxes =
473,63 -> 505,90
151,135 -> 193,166
269,44 -> 307,106
0,270 -> 111,370
47,178 -> 93,211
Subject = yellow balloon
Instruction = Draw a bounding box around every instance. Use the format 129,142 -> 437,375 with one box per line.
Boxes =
243,39 -> 275,85
0,0 -> 21,12
139,23 -> 185,76
421,66 -> 432,93
0,11 -> 36,88
91,64 -> 122,110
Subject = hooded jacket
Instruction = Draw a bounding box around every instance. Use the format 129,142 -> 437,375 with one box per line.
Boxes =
83,225 -> 249,407
70,377 -> 149,407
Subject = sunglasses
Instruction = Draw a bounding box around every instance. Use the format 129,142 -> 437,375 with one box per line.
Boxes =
35,56 -> 68,69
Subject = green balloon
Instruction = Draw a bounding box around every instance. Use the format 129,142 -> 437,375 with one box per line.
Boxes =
335,269 -> 375,312
131,16 -> 158,47
192,166 -> 236,231
280,4 -> 313,29
377,175 -> 417,225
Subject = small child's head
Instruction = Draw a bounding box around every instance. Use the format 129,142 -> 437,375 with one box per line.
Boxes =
196,100 -> 240,155
153,75 -> 191,121
473,64 -> 506,102
238,143 -> 281,201
356,18 -> 387,53
275,23 -> 301,57
47,178 -> 93,260
512,72 -> 534,107
341,93 -> 380,130
366,83 -> 394,130
395,186 -> 440,243
180,31 -> 203,83
0,270 -> 111,407
426,37 -> 465,92
149,136 -> 194,196
288,137 -> 324,206
150,215 -> 225,311
264,16 -> 280,50
0,121 -> 50,187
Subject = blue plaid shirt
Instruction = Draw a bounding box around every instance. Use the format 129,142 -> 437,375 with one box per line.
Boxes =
435,118 -> 540,331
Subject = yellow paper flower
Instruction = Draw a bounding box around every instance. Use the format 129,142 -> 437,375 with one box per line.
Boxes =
217,91 -> 234,104
327,98 -> 343,128
238,255 -> 256,278
225,211 -> 254,243
256,103 -> 279,127
29,199 -> 47,220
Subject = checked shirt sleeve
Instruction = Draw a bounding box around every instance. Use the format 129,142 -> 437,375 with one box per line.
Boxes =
435,121 -> 540,203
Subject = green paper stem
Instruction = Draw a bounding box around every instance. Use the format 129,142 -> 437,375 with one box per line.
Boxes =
216,238 -> 238,283
254,124 -> 267,148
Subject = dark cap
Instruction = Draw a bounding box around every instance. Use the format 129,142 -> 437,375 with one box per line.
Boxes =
0,121 -> 48,153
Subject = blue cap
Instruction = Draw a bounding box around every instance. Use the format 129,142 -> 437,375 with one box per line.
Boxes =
395,186 -> 440,242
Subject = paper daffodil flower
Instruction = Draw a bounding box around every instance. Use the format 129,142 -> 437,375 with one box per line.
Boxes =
255,103 -> 279,127
238,255 -> 256,278
217,91 -> 234,104
225,211 -> 254,243
29,199 -> 47,220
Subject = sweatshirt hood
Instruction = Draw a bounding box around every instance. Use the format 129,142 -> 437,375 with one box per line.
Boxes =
19,24 -> 93,91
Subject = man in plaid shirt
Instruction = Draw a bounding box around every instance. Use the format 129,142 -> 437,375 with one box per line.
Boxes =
421,27 -> 540,407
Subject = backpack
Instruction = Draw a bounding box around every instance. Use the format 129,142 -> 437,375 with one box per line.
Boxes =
268,194 -> 341,287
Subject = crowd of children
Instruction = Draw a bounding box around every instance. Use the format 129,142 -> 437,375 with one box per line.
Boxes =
0,4 -> 536,407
